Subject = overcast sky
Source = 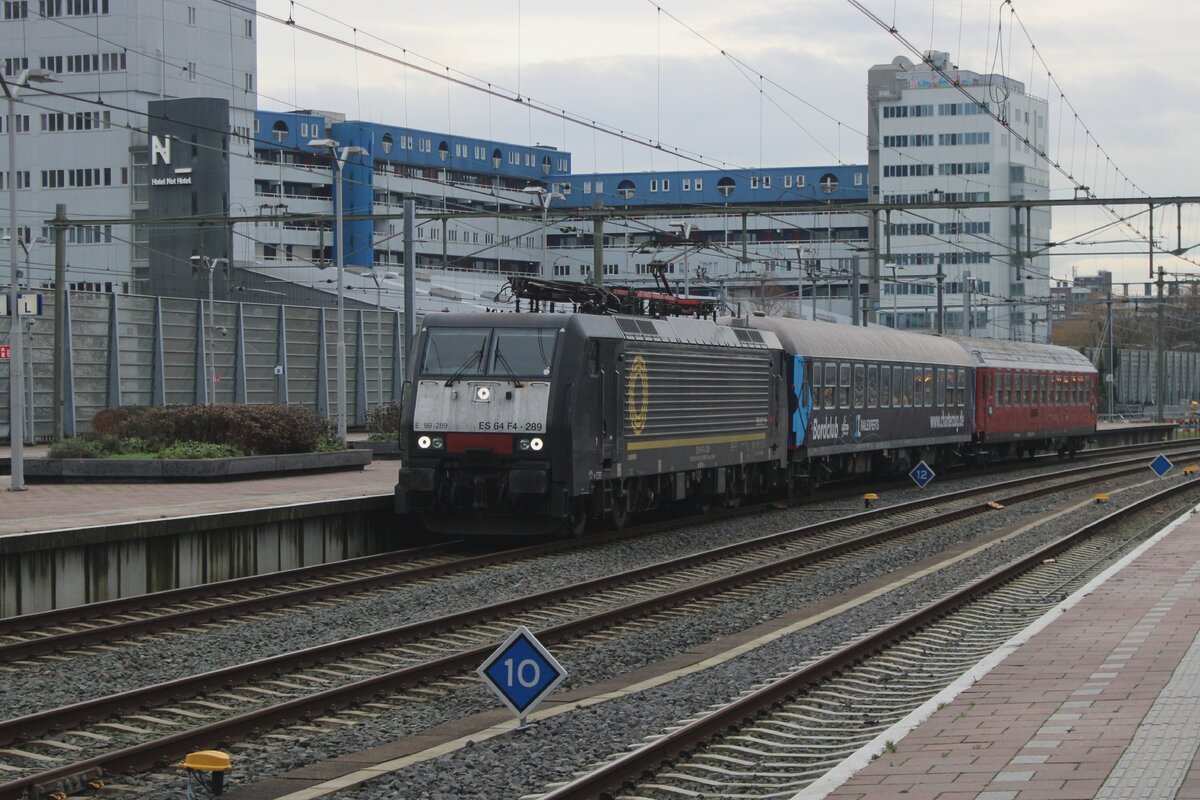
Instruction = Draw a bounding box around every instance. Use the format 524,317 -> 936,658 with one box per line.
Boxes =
255,0 -> 1200,288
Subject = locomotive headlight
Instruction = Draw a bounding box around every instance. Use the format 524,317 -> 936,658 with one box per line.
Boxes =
432,437 -> 445,449
530,437 -> 544,451
474,385 -> 492,402
417,435 -> 432,449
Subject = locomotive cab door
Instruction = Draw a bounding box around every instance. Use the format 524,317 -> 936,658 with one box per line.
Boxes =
598,340 -> 618,468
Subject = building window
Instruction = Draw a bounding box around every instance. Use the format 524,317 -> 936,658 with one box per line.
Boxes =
762,176 -> 770,189
783,175 -> 792,188
682,178 -> 691,191
661,178 -> 669,192
244,17 -> 253,37
186,61 -> 196,81
649,179 -> 658,192
694,177 -> 703,191
187,5 -> 195,24
244,72 -> 254,92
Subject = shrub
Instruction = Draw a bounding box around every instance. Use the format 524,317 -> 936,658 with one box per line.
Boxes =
156,441 -> 243,459
91,405 -> 152,438
366,401 -> 401,440
88,404 -> 338,456
48,437 -> 104,459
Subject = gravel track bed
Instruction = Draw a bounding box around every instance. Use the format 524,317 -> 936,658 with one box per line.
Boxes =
93,469 -> 1194,799
1,458 -> 1093,720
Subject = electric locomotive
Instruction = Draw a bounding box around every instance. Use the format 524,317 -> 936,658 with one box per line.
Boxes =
395,311 -> 789,536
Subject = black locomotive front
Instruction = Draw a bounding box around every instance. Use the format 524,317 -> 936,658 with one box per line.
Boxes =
396,313 -> 586,535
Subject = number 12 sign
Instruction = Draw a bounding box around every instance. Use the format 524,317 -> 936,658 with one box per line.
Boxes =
477,625 -> 568,725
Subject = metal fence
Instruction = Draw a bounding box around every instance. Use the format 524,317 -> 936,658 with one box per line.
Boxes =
1,291 -> 405,439
1088,346 -> 1200,419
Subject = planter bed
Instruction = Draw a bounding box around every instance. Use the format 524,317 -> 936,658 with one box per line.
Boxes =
23,449 -> 372,482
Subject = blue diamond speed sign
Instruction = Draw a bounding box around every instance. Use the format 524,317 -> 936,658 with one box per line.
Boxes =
477,626 -> 567,720
1150,454 -> 1173,478
909,460 -> 936,489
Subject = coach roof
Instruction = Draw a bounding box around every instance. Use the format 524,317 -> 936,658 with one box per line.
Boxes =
943,336 -> 1097,373
744,317 -> 974,366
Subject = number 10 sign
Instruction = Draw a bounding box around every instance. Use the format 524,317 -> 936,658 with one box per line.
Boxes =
477,626 -> 568,725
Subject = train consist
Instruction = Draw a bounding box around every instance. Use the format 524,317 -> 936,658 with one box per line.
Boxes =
395,300 -> 1096,536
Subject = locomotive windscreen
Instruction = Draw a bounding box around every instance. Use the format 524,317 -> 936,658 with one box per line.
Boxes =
421,327 -> 559,378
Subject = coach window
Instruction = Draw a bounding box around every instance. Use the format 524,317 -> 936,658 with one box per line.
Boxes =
824,363 -> 837,408
811,362 -> 823,409
913,366 -> 924,407
838,363 -> 851,408
903,366 -> 914,407
958,369 -> 966,407
945,369 -> 955,407
936,368 -> 947,407
867,365 -> 879,407
880,366 -> 891,408
853,364 -> 865,408
1042,374 -> 1049,405
1023,373 -> 1030,404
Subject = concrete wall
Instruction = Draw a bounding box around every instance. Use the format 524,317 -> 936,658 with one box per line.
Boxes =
0,496 -> 394,618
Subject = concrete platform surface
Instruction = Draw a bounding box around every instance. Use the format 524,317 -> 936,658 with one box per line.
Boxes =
0,438 -> 397,537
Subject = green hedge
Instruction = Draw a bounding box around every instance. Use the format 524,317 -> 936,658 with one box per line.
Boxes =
82,404 -> 340,456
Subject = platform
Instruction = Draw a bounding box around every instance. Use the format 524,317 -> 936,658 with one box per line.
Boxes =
808,502 -> 1200,800
0,438 -> 396,538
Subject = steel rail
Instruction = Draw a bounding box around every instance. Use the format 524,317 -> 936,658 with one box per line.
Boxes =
537,479 -> 1200,799
4,438 -> 1192,664
0,460 -> 1180,798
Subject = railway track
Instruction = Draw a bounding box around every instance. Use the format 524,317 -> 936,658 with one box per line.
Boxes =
531,478 -> 1200,800
1,454 -> 1195,799
3,440 -> 1195,667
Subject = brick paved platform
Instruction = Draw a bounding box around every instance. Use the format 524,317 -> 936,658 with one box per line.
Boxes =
0,440 -> 397,538
801,504 -> 1200,800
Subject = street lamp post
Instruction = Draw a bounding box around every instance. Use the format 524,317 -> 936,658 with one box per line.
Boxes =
309,138 -> 368,443
3,67 -> 57,492
190,255 -> 227,405
521,186 -> 565,280
366,270 -> 399,408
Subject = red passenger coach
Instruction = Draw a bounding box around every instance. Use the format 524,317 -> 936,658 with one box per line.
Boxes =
950,338 -> 1097,460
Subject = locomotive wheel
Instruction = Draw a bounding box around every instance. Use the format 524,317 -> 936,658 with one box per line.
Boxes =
609,502 -> 630,530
